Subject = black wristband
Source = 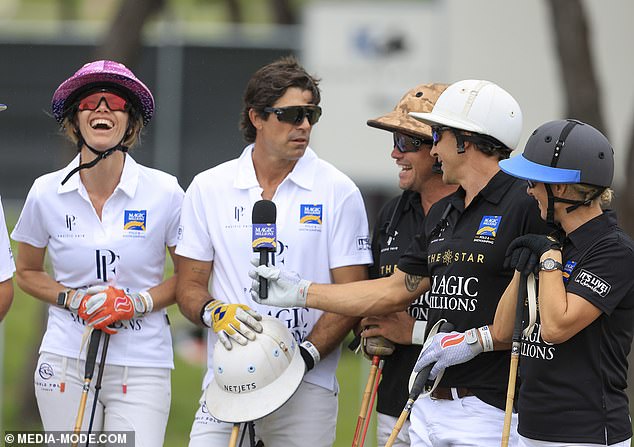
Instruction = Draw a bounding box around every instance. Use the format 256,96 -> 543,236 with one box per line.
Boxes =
299,345 -> 315,371
199,299 -> 215,327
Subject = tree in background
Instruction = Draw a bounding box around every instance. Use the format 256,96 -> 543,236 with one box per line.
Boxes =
94,0 -> 296,66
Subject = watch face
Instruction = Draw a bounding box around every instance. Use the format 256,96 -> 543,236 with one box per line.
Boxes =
543,259 -> 556,270
56,291 -> 67,307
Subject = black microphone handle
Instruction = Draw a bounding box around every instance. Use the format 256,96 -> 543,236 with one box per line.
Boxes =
259,250 -> 268,299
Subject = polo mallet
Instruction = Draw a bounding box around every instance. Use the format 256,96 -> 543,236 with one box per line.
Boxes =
384,321 -> 454,447
352,355 -> 380,447
359,358 -> 384,447
86,332 -> 110,444
501,273 -> 528,447
71,330 -> 102,446
228,423 -> 240,447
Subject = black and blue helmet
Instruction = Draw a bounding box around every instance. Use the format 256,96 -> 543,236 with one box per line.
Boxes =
499,119 -> 613,188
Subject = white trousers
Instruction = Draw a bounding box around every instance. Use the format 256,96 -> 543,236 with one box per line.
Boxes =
519,434 -> 632,447
35,352 -> 171,447
409,392 -> 518,447
377,412 -> 410,447
189,380 -> 337,447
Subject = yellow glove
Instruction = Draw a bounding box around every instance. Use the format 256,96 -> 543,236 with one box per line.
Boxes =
201,300 -> 263,350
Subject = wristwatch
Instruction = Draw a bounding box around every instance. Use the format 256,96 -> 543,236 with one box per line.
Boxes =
539,258 -> 563,272
56,289 -> 70,308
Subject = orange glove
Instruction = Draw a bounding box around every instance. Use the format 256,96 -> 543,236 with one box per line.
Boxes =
79,286 -> 153,334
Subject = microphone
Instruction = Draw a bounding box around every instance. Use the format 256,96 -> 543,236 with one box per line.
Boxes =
252,200 -> 277,299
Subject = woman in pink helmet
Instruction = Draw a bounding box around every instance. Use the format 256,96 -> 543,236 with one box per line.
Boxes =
11,60 -> 183,445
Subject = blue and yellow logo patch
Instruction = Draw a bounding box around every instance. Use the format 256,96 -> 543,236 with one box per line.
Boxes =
476,215 -> 501,237
300,204 -> 323,225
563,260 -> 577,283
252,224 -> 276,250
124,210 -> 147,231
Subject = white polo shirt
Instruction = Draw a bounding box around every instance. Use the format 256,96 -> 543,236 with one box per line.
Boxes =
0,197 -> 15,282
176,145 -> 372,391
12,155 -> 183,368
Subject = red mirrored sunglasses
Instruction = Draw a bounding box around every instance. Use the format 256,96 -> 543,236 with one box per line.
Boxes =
78,91 -> 129,112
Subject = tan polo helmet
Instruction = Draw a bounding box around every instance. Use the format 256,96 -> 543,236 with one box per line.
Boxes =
367,83 -> 449,140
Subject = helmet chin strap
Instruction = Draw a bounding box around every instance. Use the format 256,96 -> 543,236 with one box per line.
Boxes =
544,183 -> 602,226
61,132 -> 129,186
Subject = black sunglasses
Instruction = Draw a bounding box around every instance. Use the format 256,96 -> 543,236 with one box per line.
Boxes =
526,179 -> 537,188
393,132 -> 433,153
431,125 -> 453,146
264,105 -> 322,125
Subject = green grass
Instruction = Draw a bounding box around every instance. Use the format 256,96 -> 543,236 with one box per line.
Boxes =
1,209 -> 377,446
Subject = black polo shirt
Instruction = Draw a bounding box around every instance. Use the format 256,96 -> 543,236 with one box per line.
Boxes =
369,190 -> 430,417
518,211 -> 634,444
398,170 -> 549,410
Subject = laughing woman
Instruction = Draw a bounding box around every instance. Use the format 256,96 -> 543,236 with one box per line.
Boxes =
11,60 -> 183,446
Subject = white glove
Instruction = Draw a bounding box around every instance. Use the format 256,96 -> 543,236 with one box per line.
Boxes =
413,329 -> 483,379
66,285 -> 108,313
248,264 -> 311,308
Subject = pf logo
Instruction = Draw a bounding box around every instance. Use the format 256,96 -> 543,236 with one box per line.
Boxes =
96,249 -> 119,282
65,214 -> 76,231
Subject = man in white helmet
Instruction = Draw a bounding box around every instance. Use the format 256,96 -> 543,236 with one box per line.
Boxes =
251,79 -> 551,446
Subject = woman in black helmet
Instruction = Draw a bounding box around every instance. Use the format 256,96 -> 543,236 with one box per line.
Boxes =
494,119 -> 633,446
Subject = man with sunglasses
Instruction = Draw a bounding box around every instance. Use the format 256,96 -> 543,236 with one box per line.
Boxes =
176,55 -> 372,447
357,83 -> 456,446
251,79 -> 552,446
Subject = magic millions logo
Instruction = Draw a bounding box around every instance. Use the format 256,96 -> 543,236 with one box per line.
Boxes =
473,215 -> 501,245
299,204 -> 323,232
123,210 -> 147,239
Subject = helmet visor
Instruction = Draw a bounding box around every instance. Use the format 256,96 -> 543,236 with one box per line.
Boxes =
499,154 -> 581,183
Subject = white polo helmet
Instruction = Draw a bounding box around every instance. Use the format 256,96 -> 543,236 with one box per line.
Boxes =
409,79 -> 523,150
205,316 -> 305,423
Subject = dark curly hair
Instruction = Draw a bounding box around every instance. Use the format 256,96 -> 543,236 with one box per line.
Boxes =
240,55 -> 321,143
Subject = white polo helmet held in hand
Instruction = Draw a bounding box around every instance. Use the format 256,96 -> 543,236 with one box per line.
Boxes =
205,315 -> 305,423
409,79 -> 523,150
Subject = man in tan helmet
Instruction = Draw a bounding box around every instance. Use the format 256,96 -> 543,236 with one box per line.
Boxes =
358,84 -> 456,446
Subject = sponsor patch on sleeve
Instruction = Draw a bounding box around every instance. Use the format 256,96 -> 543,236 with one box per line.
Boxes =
356,236 -> 370,251
574,269 -> 611,297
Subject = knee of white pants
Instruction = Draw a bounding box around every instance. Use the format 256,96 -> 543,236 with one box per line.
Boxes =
376,412 -> 410,447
